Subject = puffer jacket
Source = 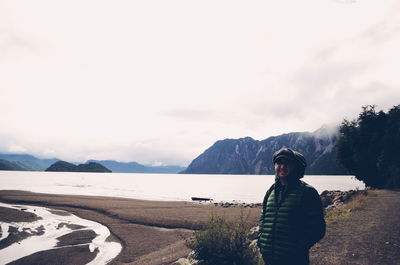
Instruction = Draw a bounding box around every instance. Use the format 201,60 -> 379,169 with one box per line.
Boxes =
258,179 -> 325,265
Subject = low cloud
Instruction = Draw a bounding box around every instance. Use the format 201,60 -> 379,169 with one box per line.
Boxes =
164,108 -> 213,122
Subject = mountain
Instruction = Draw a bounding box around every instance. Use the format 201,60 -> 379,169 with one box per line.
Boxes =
0,159 -> 29,171
46,161 -> 76,172
45,160 -> 112,173
0,153 -> 185,173
87,160 -> 186,174
76,162 -> 112,173
181,126 -> 347,175
0,154 -> 58,171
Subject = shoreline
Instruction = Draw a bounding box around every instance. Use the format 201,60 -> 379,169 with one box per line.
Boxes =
0,189 -> 365,265
0,171 -> 365,205
0,190 -> 261,265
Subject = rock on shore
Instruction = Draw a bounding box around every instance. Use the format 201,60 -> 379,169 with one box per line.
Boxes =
319,189 -> 367,210
196,190 -> 365,210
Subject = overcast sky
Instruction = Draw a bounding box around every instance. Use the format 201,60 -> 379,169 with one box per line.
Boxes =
1,0 -> 400,166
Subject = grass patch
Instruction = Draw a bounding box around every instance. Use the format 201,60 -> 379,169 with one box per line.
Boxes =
324,190 -> 370,224
186,211 -> 263,265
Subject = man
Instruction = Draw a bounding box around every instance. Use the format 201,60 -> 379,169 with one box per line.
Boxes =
258,148 -> 326,265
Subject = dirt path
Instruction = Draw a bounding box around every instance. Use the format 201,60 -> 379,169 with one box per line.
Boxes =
310,189 -> 400,265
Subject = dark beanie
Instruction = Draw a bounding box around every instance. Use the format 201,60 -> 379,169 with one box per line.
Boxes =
272,148 -> 307,178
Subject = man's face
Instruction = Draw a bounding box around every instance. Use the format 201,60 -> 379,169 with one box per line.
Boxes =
274,158 -> 295,179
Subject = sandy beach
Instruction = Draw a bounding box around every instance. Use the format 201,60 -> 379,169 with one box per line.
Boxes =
0,190 -> 261,265
2,189 -> 400,265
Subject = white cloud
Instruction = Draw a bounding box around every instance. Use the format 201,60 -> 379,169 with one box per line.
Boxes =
1,0 -> 400,166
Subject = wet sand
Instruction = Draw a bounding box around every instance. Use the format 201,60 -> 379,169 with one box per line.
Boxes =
0,206 -> 42,249
0,190 -> 261,265
0,201 -> 119,265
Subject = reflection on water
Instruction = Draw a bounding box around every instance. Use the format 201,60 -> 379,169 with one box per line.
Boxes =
0,171 -> 365,203
0,202 -> 122,264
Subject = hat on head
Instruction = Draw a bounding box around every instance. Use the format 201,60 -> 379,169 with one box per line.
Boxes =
273,148 -> 295,163
272,147 -> 307,178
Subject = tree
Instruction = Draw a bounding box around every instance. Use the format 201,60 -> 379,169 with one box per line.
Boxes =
379,105 -> 400,187
336,105 -> 400,188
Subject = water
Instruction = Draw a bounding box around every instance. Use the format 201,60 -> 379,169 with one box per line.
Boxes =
0,171 -> 364,203
0,202 -> 122,264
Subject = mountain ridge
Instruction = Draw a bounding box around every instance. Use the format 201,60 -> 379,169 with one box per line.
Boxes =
45,160 -> 112,173
87,160 -> 186,174
0,154 -> 58,171
0,153 -> 185,173
0,159 -> 29,171
181,126 -> 347,175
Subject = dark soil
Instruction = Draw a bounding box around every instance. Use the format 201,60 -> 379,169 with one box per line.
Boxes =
0,206 -> 40,222
310,189 -> 400,265
7,245 -> 98,265
0,226 -> 38,250
56,230 -> 98,247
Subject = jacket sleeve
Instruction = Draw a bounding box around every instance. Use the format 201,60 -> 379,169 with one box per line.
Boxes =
302,187 -> 326,249
258,191 -> 267,233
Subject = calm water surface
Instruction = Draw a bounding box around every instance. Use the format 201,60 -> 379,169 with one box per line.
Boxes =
0,171 -> 364,203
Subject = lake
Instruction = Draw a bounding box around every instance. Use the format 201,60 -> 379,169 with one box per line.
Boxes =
0,171 -> 365,203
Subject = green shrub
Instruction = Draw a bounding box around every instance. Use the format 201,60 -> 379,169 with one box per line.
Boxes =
186,213 -> 262,265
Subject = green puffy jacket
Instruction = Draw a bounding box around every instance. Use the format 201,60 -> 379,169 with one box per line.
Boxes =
258,180 -> 325,265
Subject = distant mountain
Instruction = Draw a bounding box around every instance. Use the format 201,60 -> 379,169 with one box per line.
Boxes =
181,126 -> 347,175
46,161 -> 76,172
0,154 -> 58,171
87,160 -> 186,174
0,159 -> 29,171
46,160 -> 112,173
0,153 -> 185,173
